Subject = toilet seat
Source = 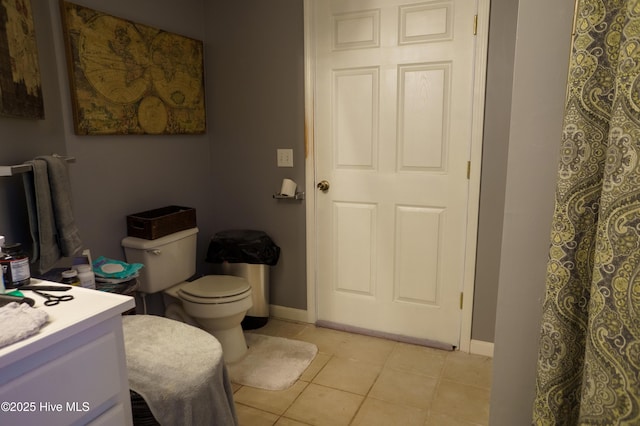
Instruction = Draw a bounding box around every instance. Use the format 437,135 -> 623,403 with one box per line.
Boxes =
178,275 -> 251,304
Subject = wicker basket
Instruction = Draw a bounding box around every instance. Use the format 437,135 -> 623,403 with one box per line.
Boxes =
126,206 -> 196,240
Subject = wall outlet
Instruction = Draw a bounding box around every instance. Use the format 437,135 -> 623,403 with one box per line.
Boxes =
277,149 -> 294,167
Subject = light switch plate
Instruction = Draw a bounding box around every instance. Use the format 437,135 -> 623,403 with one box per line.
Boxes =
277,149 -> 293,167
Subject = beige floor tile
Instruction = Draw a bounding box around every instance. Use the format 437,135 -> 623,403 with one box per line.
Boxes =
284,383 -> 364,426
295,326 -> 352,355
232,382 -> 242,393
299,352 -> 331,382
255,319 -> 308,339
232,319 -> 492,426
275,417 -> 313,425
368,367 -> 438,410
335,333 -> 396,366
442,352 -> 493,389
386,343 -> 448,378
426,411 -> 483,426
431,379 -> 490,425
351,397 -> 428,426
234,381 -> 308,415
235,403 -> 279,426
312,356 -> 382,395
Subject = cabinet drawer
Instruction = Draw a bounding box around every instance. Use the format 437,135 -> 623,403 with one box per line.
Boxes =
0,331 -> 122,425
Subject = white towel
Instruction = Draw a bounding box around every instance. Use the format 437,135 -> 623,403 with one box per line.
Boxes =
0,302 -> 48,349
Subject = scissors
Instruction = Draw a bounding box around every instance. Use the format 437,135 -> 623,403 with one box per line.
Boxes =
31,289 -> 74,306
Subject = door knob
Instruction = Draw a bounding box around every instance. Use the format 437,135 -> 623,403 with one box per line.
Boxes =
317,180 -> 330,192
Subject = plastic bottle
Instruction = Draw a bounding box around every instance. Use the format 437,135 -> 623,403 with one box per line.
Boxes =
1,243 -> 31,288
61,269 -> 80,286
76,264 -> 96,289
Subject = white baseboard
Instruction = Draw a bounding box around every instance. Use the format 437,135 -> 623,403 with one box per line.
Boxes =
269,305 -> 312,324
469,339 -> 494,357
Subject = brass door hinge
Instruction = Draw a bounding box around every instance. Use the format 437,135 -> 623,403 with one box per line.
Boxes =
572,0 -> 579,36
460,292 -> 464,309
467,161 -> 471,179
473,15 -> 478,35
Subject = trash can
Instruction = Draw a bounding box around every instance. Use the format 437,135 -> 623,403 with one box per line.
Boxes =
205,230 -> 280,330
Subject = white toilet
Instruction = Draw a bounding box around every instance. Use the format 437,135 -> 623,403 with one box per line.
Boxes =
121,227 -> 253,362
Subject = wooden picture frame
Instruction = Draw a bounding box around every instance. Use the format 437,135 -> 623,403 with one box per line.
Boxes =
60,1 -> 206,135
0,0 -> 45,119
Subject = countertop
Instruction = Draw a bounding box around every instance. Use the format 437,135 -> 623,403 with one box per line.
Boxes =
0,279 -> 135,369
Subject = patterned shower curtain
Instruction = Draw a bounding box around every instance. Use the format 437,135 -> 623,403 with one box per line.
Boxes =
533,0 -> 640,425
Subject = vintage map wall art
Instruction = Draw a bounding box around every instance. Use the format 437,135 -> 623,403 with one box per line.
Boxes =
60,1 -> 206,135
0,0 -> 45,119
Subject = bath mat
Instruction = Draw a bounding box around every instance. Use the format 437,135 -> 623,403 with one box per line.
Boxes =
227,333 -> 318,391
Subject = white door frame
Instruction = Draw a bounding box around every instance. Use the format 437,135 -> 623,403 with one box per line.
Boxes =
303,0 -> 491,352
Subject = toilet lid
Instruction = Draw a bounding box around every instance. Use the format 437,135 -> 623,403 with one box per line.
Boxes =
179,275 -> 251,299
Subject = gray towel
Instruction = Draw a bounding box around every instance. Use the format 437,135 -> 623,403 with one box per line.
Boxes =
22,156 -> 83,274
0,302 -> 48,349
122,315 -> 238,426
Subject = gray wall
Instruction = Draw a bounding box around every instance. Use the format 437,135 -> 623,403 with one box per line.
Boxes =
490,0 -> 574,424
50,0 -> 213,266
0,0 -> 306,310
472,0 -> 519,343
0,0 -> 67,248
204,0 -> 307,309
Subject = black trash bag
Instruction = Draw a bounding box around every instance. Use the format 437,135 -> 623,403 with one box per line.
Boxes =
205,230 -> 280,266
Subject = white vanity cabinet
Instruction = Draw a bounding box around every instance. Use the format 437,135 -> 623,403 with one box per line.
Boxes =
0,280 -> 135,426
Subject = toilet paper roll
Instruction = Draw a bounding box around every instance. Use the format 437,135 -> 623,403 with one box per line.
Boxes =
280,178 -> 297,197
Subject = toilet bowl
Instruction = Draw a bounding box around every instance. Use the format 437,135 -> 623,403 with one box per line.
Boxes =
121,227 -> 254,363
165,275 -> 253,362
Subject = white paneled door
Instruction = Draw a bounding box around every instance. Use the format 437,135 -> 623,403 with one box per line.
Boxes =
314,0 -> 482,347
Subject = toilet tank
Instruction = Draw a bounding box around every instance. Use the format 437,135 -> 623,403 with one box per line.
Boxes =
121,227 -> 199,293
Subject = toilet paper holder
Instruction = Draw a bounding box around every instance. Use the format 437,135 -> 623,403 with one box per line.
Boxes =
273,192 -> 305,200
274,178 -> 304,200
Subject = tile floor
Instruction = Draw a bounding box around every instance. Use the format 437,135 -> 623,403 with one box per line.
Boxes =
231,319 -> 492,426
